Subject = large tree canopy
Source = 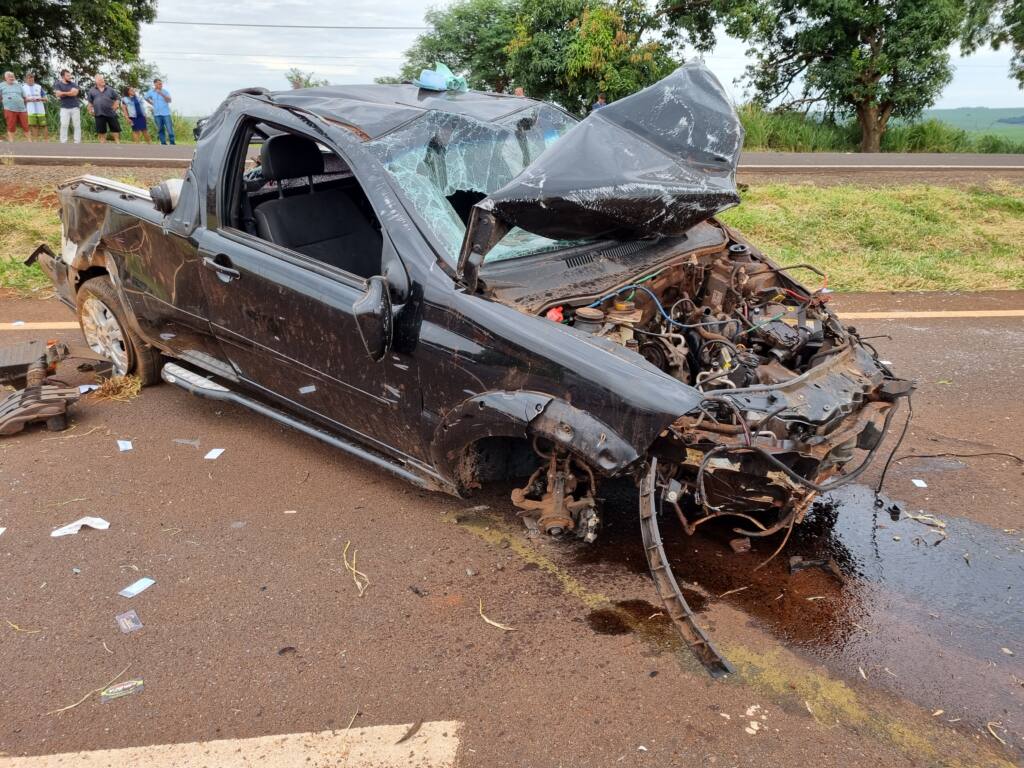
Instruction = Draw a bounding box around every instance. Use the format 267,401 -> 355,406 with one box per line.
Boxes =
962,0 -> 1024,86
393,0 -> 677,114
0,0 -> 156,82
664,0 -> 966,152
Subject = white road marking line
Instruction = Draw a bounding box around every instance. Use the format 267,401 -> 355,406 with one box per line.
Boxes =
0,322 -> 79,331
0,721 -> 462,767
838,309 -> 1024,319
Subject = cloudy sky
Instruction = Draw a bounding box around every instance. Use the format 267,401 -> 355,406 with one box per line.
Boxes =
140,0 -> 1021,116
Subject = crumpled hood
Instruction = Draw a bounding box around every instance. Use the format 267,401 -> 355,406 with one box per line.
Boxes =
458,62 -> 744,271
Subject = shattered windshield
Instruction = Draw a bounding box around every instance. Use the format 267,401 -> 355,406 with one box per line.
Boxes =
367,105 -> 578,264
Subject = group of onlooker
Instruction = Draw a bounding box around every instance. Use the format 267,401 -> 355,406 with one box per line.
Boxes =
1,70 -> 176,145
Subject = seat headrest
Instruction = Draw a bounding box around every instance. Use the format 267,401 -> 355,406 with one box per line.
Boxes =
260,134 -> 324,180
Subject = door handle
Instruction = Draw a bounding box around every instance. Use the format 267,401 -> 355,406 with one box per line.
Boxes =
202,255 -> 240,283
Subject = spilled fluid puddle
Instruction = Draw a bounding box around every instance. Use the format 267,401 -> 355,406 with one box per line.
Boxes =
573,483 -> 1024,755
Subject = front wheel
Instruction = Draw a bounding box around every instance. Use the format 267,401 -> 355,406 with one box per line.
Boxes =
77,276 -> 162,385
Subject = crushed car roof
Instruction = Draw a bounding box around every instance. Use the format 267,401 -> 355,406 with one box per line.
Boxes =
270,83 -> 554,140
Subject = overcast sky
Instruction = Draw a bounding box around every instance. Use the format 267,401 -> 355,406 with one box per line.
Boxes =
139,0 -> 1022,116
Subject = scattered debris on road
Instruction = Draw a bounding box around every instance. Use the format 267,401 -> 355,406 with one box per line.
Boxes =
100,679 -> 144,703
5,619 -> 43,634
46,663 -> 131,715
204,448 -> 225,460
395,719 -> 423,744
50,516 -> 110,538
478,599 -> 516,632
94,375 -> 142,402
912,479 -> 928,488
118,577 -> 155,598
343,541 -> 370,597
115,610 -> 144,634
116,439 -> 133,452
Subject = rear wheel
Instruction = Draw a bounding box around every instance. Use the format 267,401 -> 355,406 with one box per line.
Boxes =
77,276 -> 162,385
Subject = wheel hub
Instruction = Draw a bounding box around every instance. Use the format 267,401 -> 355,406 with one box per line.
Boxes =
80,296 -> 129,375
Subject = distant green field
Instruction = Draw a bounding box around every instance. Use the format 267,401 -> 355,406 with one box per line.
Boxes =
923,107 -> 1024,140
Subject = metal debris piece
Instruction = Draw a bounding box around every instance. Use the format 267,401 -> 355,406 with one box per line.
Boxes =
639,459 -> 733,677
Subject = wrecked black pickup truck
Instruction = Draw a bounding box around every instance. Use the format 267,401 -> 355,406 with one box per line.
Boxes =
31,63 -> 910,674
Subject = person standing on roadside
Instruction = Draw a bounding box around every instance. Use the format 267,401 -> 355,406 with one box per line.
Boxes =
87,74 -> 121,143
53,69 -> 82,144
121,86 -> 150,143
144,78 -> 175,145
1,71 -> 31,142
23,72 -> 47,140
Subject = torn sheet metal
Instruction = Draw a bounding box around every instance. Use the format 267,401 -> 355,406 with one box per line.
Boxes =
460,62 -> 743,264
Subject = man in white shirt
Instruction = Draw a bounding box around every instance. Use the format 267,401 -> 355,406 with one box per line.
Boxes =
22,72 -> 47,140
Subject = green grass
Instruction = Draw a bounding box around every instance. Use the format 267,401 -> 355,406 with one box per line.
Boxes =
740,104 -> 1024,153
719,181 -> 1024,292
3,183 -> 1022,297
0,202 -> 60,296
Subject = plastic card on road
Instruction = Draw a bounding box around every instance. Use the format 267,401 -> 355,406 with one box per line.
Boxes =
118,577 -> 155,598
115,609 -> 144,633
51,517 -> 110,538
100,679 -> 144,703
204,448 -> 225,460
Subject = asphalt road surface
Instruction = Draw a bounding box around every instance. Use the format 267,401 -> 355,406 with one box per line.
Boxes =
1,291 -> 1022,767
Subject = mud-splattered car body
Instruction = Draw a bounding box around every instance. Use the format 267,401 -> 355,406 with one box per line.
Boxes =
32,64 -> 910,673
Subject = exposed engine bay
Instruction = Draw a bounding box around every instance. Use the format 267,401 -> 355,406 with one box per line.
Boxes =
511,233 -> 912,571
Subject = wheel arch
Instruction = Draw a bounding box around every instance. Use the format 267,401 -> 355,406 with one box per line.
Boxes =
430,390 -> 643,493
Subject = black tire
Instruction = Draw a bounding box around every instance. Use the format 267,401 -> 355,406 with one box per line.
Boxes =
77,276 -> 163,386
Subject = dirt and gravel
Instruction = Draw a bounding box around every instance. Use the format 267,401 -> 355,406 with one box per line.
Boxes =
1,293 -> 1021,766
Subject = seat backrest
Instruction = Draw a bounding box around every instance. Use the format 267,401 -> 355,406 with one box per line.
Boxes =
260,134 -> 324,182
255,188 -> 382,278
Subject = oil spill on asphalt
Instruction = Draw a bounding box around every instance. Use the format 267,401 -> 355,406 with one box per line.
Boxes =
573,482 -> 1024,755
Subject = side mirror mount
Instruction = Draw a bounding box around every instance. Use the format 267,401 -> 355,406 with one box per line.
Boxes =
150,178 -> 183,215
353,275 -> 393,362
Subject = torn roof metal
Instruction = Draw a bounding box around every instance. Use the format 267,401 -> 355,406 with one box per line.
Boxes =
271,83 -> 560,140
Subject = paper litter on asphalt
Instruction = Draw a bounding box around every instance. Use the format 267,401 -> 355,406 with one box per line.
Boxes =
118,577 -> 155,598
204,448 -> 225,460
912,479 -> 928,488
0,527 -> 6,537
117,440 -> 133,452
51,517 -> 110,538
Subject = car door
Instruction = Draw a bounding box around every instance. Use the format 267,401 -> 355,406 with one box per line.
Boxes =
195,120 -> 420,460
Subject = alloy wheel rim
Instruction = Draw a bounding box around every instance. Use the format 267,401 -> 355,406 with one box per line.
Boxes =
81,296 -> 129,375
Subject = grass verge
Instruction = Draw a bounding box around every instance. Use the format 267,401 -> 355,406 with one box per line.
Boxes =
719,181 -> 1024,292
0,201 -> 60,296
1,182 -> 1022,297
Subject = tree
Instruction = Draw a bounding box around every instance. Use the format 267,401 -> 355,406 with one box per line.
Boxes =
0,0 -> 156,81
664,0 -> 966,152
398,0 -> 518,92
562,1 -> 677,107
285,68 -> 329,89
961,0 -> 1024,86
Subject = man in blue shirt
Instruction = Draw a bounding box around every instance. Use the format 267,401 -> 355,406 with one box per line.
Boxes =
144,78 -> 175,145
